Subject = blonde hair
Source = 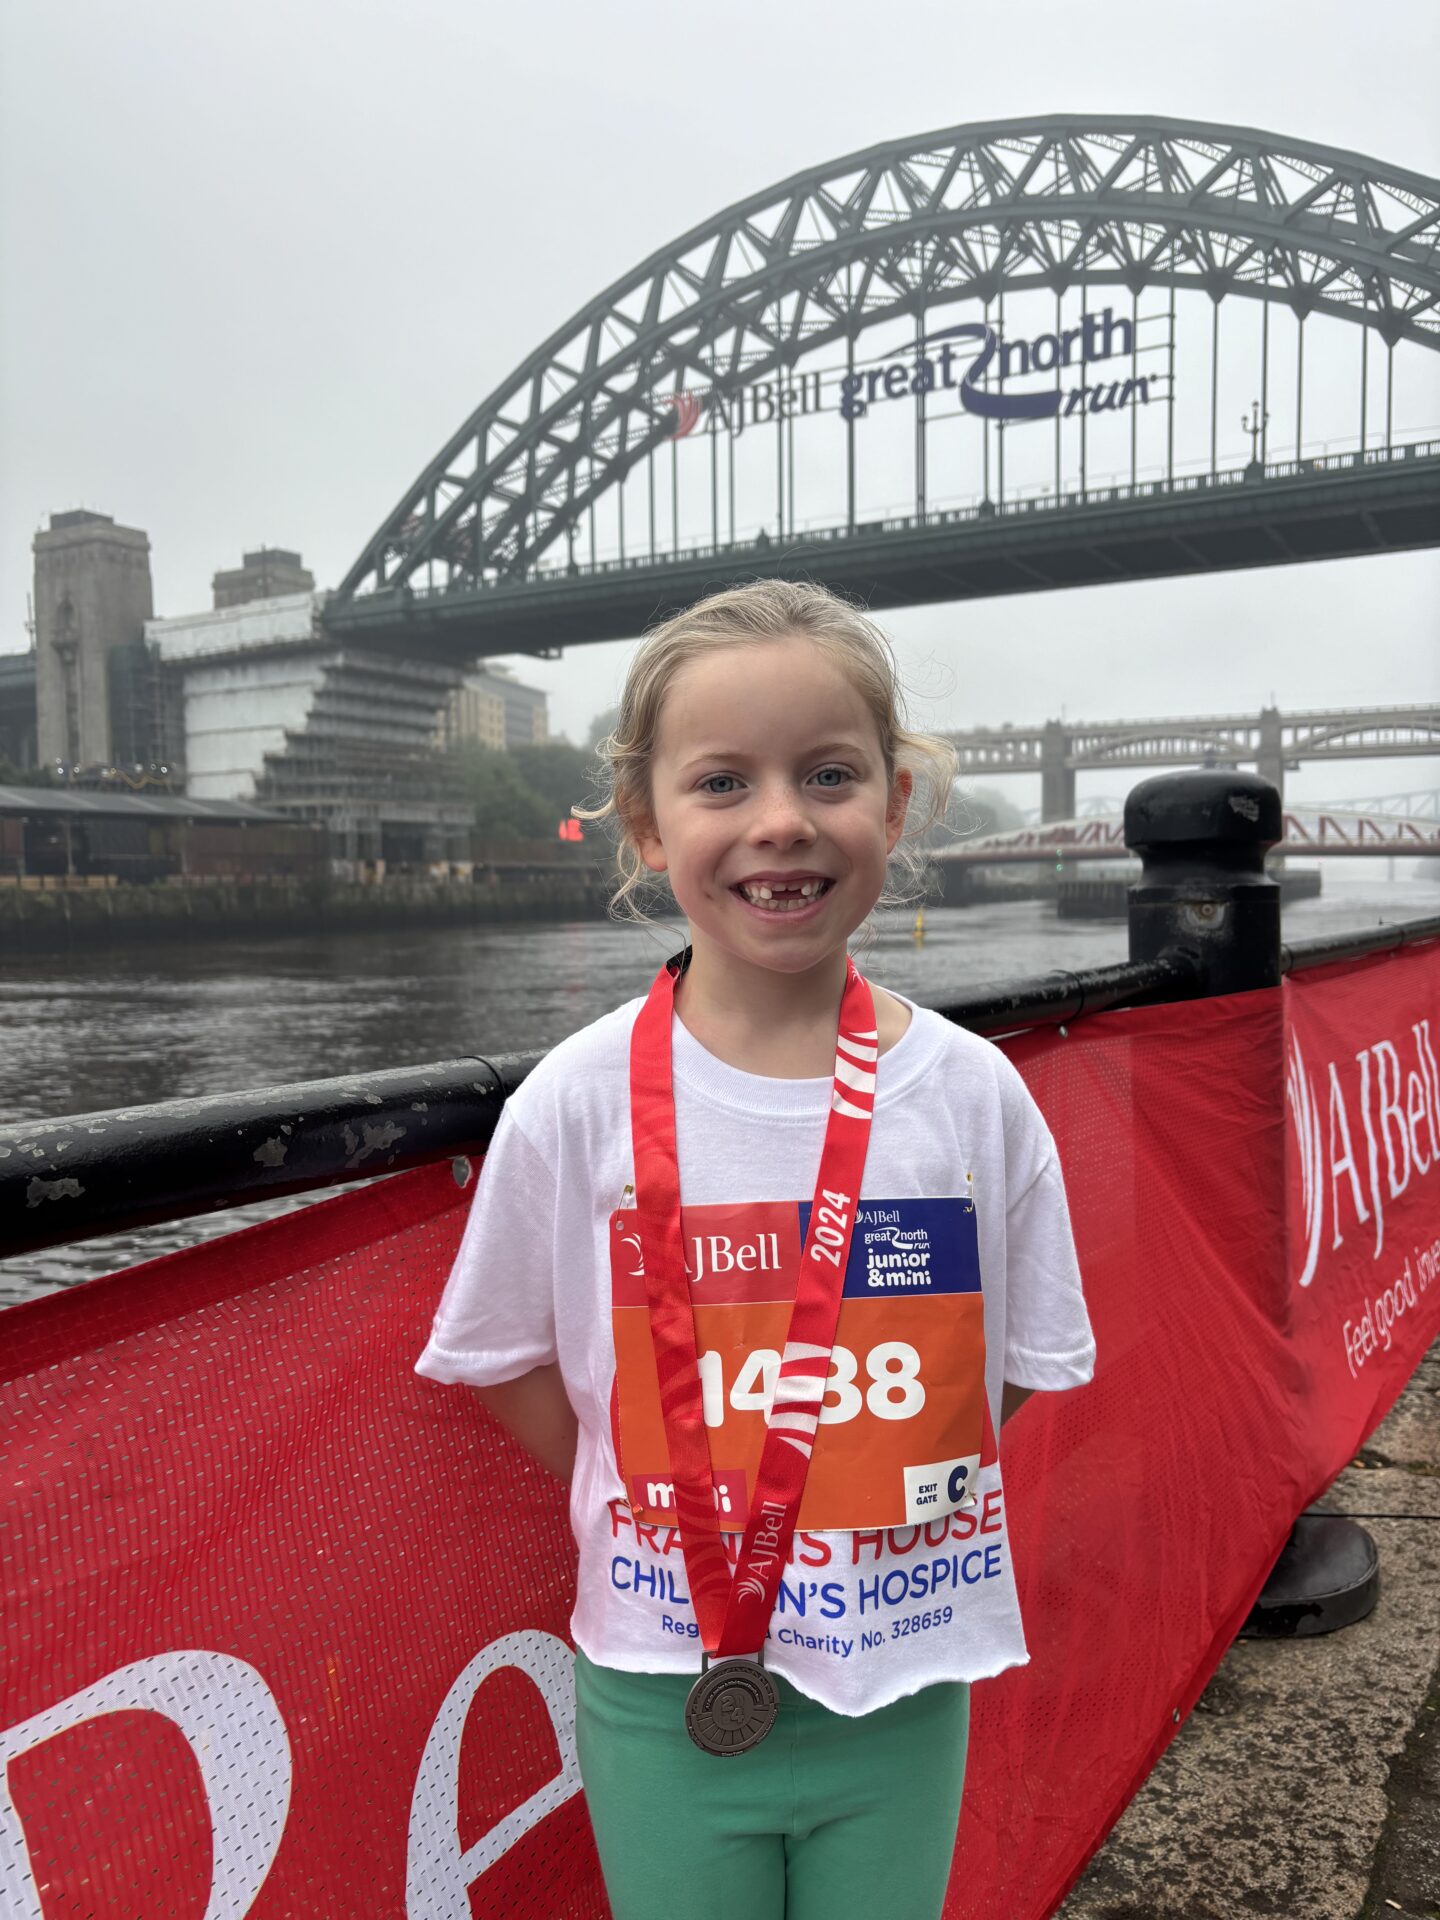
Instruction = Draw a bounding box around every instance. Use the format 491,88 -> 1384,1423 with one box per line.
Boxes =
576,579 -> 958,925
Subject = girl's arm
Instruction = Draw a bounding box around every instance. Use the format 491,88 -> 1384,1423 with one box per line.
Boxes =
473,1364 -> 578,1483
1001,1382 -> 1034,1426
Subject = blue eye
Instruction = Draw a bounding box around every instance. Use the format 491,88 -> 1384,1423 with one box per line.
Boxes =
812,766 -> 852,788
700,773 -> 739,795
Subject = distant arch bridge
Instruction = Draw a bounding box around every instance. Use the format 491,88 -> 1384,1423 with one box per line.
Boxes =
324,115 -> 1440,661
950,701 -> 1440,818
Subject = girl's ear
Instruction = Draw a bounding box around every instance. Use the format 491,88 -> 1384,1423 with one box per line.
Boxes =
633,813 -> 668,874
885,768 -> 913,854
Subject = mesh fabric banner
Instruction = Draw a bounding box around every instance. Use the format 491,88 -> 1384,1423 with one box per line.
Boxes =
956,942 -> 1440,1915
3,943 -> 1437,1918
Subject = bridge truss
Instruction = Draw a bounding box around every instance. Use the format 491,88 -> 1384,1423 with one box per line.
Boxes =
940,807 -> 1440,864
326,115 -> 1440,654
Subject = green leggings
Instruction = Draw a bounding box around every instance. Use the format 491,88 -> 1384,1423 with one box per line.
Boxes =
574,1652 -> 970,1920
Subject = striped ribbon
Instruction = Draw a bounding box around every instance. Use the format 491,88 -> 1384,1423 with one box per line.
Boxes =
628,952 -> 877,1657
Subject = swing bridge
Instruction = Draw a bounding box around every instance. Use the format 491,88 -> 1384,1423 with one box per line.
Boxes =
319,114 -> 1440,663
937,805 -> 1440,866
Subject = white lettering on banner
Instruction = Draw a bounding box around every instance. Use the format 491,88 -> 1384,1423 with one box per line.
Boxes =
406,1629 -> 580,1917
0,1650 -> 291,1920
1343,1248 -> 1436,1378
1287,1015 -> 1440,1287
1288,1027 -> 1325,1286
1356,1048 -> 1385,1257
1328,1061 -> 1370,1252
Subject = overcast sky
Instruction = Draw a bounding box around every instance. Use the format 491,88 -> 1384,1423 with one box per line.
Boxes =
2,0 -> 1436,810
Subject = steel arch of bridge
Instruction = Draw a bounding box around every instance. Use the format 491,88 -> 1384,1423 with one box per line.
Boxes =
333,114 -> 1440,607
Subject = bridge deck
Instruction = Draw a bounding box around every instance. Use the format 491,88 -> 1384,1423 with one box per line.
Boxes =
322,443 -> 1440,662
938,808 -> 1440,863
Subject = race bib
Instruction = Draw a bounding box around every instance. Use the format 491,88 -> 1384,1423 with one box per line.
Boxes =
610,1197 -> 989,1531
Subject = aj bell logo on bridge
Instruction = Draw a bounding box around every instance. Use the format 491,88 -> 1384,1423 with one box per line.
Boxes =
667,307 -> 1152,438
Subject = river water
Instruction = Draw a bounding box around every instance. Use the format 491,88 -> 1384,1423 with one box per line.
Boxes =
3,872 -> 1437,1304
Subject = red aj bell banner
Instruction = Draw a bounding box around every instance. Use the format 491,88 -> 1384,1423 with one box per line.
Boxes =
1,942 -> 1437,1920
1285,952 -> 1440,1420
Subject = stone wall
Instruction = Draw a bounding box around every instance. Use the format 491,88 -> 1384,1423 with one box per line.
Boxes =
0,872 -> 614,953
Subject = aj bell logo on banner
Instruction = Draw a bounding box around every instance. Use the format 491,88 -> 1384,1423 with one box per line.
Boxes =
665,307 -> 1152,439
1286,1015 -> 1440,1288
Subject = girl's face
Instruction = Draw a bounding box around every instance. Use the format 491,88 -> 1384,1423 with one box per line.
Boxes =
635,635 -> 912,981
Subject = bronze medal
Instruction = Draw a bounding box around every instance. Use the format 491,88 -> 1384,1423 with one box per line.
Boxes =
684,1657 -> 779,1757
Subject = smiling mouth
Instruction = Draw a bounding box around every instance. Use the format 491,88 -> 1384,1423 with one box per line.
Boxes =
733,878 -> 832,912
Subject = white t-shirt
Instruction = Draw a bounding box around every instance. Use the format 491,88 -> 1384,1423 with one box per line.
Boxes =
417,991 -> 1095,1716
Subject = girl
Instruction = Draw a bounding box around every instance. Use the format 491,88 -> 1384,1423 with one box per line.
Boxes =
417,580 -> 1094,1920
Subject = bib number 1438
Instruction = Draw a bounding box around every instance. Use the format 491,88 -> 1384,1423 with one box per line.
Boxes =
695,1342 -> 926,1426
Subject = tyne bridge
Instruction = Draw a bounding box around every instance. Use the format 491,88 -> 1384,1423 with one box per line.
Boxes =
320,114 -> 1440,664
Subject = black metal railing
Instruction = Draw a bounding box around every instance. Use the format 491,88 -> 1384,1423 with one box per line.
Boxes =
0,951 -> 1202,1264
1282,912 -> 1440,972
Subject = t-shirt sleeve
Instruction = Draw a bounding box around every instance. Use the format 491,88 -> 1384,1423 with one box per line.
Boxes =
1000,1079 -> 1096,1391
415,1102 -> 559,1388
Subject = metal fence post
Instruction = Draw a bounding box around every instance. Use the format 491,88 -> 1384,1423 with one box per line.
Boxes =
1125,768 -> 1379,1635
1125,767 -> 1281,995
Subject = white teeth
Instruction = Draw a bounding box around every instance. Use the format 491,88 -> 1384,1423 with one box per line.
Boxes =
739,879 -> 827,911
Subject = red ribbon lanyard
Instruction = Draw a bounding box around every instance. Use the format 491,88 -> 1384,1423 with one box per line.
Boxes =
628,954 -> 878,1658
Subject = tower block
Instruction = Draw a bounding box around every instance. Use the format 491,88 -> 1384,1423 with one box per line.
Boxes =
33,511 -> 155,769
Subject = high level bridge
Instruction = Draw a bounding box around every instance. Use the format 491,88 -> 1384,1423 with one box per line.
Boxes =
322,115 -> 1440,663
949,701 -> 1440,817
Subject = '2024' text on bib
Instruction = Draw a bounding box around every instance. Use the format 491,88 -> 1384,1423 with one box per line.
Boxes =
610,1196 -> 992,1531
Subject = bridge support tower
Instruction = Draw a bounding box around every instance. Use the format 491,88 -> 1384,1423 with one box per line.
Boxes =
1040,721 -> 1075,824
1256,705 -> 1286,803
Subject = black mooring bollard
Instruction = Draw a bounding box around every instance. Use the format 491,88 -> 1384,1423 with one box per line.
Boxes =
1124,769 -> 1379,1637
1124,767 -> 1282,996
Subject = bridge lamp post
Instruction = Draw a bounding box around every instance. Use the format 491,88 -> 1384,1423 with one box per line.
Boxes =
1241,402 -> 1269,481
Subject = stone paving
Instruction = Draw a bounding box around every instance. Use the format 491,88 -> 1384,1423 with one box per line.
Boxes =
1060,1341 -> 1440,1920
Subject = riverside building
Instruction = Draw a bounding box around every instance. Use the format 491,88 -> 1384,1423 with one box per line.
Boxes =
434,661 -> 549,754
13,512 -> 548,870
